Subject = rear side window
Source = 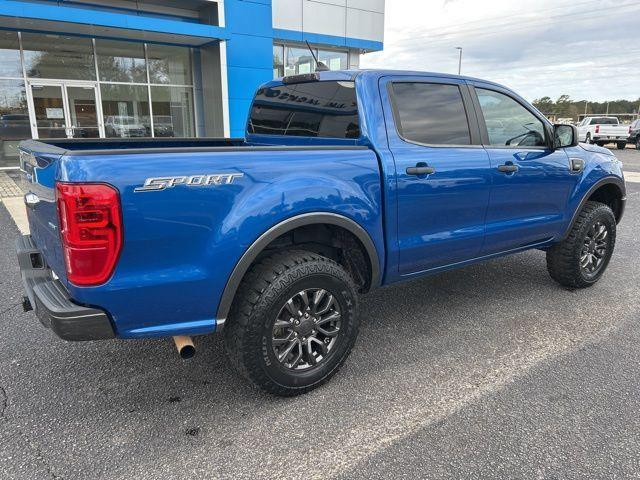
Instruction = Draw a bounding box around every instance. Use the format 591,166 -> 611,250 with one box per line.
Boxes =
391,82 -> 471,145
248,81 -> 360,138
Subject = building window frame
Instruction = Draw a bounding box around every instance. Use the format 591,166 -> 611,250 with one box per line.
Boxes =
0,30 -> 199,169
273,41 -> 350,79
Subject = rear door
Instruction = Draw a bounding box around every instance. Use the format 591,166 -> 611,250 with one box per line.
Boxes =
380,76 -> 492,275
468,83 -> 579,254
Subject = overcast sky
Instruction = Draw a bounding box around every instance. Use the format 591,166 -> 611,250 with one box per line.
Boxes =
360,0 -> 640,103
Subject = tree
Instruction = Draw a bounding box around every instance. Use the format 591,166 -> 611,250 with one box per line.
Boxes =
533,96 -> 553,113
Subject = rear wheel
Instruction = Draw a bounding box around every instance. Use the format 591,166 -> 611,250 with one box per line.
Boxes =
617,142 -> 626,150
224,250 -> 359,396
546,201 -> 616,289
585,133 -> 592,144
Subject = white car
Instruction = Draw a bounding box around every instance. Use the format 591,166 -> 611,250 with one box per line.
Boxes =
577,116 -> 628,149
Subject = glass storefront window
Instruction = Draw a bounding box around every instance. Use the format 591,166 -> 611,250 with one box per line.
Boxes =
0,31 -> 22,78
275,44 -> 349,78
100,84 -> 151,138
318,49 -> 348,71
147,44 -> 192,85
273,44 -> 284,78
285,47 -> 315,76
21,33 -> 95,80
96,39 -> 147,83
0,80 -> 29,168
150,86 -> 194,137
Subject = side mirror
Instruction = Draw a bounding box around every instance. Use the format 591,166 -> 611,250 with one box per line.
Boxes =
553,124 -> 578,149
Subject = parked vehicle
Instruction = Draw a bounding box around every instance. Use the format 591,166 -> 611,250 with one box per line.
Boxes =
577,116 -> 628,149
627,119 -> 640,150
104,115 -> 147,138
151,115 -> 175,137
16,70 -> 626,396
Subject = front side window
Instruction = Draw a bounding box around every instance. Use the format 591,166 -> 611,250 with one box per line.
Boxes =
391,82 -> 471,145
476,88 -> 546,147
248,81 -> 359,139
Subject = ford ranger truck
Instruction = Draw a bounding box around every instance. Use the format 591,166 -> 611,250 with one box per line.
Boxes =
577,116 -> 629,149
16,71 -> 626,396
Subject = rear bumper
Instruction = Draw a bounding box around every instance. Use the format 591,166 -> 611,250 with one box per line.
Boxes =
16,235 -> 115,341
592,136 -> 627,142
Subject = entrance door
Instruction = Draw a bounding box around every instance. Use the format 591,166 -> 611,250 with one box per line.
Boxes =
31,84 -> 68,139
29,82 -> 102,139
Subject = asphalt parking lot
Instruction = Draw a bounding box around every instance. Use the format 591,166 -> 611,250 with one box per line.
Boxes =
1,147 -> 640,479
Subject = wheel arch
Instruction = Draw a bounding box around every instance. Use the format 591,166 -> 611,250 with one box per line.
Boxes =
561,177 -> 626,241
216,213 -> 381,327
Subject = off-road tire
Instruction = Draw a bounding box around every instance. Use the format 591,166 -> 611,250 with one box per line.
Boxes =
224,250 -> 359,396
546,201 -> 616,289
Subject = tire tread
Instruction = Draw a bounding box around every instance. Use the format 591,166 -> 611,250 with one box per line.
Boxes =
224,250 -> 358,396
546,201 -> 616,288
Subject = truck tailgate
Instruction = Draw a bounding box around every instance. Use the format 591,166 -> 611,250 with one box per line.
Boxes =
19,145 -> 68,285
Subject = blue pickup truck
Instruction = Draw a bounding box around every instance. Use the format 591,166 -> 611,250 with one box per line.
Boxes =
16,70 -> 625,395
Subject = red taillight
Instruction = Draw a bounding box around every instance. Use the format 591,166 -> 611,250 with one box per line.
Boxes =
595,125 -> 600,134
56,183 -> 122,286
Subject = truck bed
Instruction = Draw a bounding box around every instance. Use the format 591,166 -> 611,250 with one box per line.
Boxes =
19,136 -> 382,339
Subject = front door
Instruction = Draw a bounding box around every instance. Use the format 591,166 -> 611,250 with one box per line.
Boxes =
469,83 -> 579,255
29,82 -> 103,139
381,77 -> 493,275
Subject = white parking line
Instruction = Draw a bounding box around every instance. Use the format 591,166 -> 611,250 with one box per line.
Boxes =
624,171 -> 640,183
1,197 -> 29,234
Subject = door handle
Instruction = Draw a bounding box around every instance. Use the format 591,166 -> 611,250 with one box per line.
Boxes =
406,165 -> 436,176
497,164 -> 518,173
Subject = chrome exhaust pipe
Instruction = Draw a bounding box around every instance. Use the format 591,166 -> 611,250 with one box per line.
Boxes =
173,336 -> 196,359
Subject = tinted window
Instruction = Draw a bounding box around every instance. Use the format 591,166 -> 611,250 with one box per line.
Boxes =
476,88 -> 546,147
590,117 -> 618,125
248,81 -> 360,139
391,83 -> 471,145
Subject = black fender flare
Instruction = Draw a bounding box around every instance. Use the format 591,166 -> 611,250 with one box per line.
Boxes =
560,176 -> 626,241
216,212 -> 381,328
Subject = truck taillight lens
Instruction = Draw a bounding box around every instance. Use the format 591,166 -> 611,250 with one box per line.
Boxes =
56,183 -> 122,286
595,125 -> 600,134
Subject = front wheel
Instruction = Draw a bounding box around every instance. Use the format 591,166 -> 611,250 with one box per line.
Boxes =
224,250 -> 359,396
617,142 -> 626,150
546,201 -> 616,288
585,133 -> 592,144
636,137 -> 640,150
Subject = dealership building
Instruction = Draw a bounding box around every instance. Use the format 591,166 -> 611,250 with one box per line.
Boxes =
0,0 -> 385,168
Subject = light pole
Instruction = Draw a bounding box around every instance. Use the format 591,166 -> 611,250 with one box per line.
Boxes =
455,47 -> 463,75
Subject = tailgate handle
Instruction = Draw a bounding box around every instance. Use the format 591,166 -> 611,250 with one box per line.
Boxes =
24,192 -> 40,209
